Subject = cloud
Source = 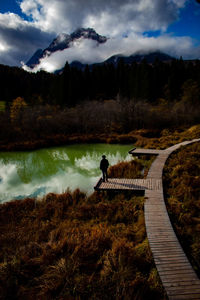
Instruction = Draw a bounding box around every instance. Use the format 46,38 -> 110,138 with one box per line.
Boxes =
0,0 -> 197,67
23,33 -> 200,73
19,0 -> 188,36
0,12 -> 54,66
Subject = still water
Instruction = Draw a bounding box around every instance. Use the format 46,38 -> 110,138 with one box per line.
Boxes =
0,144 -> 133,203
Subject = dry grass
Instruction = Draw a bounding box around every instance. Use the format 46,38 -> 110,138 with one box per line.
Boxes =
0,160 -> 166,299
163,141 -> 200,276
135,125 -> 200,149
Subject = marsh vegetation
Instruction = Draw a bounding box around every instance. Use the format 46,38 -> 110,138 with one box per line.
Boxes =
0,159 -> 166,300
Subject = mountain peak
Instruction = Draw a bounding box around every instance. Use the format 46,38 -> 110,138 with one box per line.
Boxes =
105,51 -> 174,66
47,27 -> 107,52
26,28 -> 107,68
71,28 -> 107,43
47,33 -> 71,52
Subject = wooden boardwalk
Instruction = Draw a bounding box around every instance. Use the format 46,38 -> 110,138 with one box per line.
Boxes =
144,139 -> 200,300
94,138 -> 200,299
129,147 -> 163,156
94,178 -> 162,191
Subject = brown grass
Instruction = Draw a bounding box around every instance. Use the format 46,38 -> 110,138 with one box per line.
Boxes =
0,160 -> 166,299
163,141 -> 200,276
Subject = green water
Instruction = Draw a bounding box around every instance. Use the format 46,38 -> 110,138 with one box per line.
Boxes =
0,144 -> 133,203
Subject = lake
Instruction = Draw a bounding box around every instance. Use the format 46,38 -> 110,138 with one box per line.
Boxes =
0,144 -> 133,203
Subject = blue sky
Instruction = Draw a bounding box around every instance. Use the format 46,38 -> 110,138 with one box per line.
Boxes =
0,0 -> 200,71
0,0 -> 20,14
143,1 -> 200,40
0,0 -> 31,21
168,1 -> 200,40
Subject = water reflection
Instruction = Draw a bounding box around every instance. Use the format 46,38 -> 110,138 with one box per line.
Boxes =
0,144 -> 132,203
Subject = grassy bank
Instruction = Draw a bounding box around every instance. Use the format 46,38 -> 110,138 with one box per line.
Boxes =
0,133 -> 137,152
0,160 -> 166,299
1,125 -> 200,152
135,125 -> 200,149
163,142 -> 200,276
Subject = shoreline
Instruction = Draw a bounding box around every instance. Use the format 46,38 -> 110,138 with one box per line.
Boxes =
2,125 -> 198,152
0,133 -> 138,152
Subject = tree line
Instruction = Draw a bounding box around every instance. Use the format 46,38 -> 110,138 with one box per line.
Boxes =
0,57 -> 200,148
0,57 -> 200,107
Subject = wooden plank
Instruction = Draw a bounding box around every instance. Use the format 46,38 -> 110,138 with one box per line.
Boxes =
160,273 -> 199,282
159,269 -> 198,279
148,235 -> 178,240
150,244 -> 181,249
162,284 -> 200,293
153,247 -> 186,253
146,219 -> 172,223
129,148 -> 163,155
164,280 -> 200,287
150,242 -> 181,247
147,230 -> 174,234
169,295 -> 200,300
168,289 -> 200,296
147,231 -> 175,235
149,242 -> 181,248
153,253 -> 187,258
157,265 -> 195,272
155,258 -> 189,263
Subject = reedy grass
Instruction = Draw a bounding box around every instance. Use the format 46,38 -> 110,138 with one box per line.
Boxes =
163,142 -> 200,276
0,158 -> 166,299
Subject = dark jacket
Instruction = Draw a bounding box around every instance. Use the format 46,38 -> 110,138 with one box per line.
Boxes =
100,158 -> 109,171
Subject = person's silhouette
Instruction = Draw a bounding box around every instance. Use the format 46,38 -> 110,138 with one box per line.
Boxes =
100,155 -> 109,182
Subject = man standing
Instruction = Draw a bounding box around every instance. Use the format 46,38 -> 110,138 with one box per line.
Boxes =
100,155 -> 109,182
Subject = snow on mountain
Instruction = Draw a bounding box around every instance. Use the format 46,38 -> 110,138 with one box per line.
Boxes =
23,27 -> 178,74
25,28 -> 107,70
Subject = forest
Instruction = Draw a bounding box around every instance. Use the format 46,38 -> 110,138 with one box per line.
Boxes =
1,57 -> 200,106
0,57 -> 200,150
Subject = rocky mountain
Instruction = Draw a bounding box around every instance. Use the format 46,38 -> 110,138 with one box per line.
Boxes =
67,51 -> 174,71
26,28 -> 107,68
104,51 -> 174,66
25,27 -> 174,72
26,49 -> 43,68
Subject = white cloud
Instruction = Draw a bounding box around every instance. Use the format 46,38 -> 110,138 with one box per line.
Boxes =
0,41 -> 10,52
23,33 -> 200,73
0,12 -> 26,29
19,0 -> 188,36
0,0 -> 197,67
